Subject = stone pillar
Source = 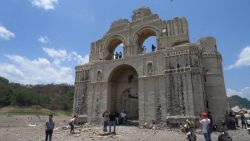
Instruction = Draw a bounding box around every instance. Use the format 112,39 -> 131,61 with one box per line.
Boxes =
203,54 -> 228,124
99,82 -> 109,115
186,72 -> 195,116
87,83 -> 94,122
73,83 -> 77,114
138,77 -> 145,124
158,75 -> 166,121
145,77 -> 156,122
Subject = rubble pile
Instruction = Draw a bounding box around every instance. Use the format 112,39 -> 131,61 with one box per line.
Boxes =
139,122 -> 166,130
57,123 -> 120,140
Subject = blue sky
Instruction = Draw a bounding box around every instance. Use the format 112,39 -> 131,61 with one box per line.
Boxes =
0,0 -> 249,99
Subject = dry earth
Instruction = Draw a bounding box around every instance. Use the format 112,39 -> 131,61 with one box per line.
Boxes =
0,115 -> 249,141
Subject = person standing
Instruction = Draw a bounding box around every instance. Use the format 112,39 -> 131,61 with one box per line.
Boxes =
120,111 -> 126,125
240,113 -> 246,129
200,112 -> 212,141
69,115 -> 76,134
118,52 -> 122,59
115,112 -> 120,125
102,110 -> 109,132
115,52 -> 119,59
45,114 -> 55,141
151,44 -> 156,52
109,112 -> 116,133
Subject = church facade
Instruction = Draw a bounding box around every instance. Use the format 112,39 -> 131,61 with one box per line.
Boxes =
73,7 -> 228,125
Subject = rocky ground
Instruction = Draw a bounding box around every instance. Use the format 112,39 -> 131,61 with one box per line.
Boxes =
0,115 -> 249,141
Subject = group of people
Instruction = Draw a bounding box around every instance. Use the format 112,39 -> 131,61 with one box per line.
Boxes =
114,51 -> 122,59
44,111 -> 128,141
102,110 -> 128,133
44,110 -> 249,141
228,111 -> 249,130
114,44 -> 157,59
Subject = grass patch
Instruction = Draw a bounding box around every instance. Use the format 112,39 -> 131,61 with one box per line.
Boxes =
56,110 -> 72,116
0,106 -> 61,116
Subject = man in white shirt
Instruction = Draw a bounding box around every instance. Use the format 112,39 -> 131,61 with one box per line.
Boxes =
102,110 -> 109,132
69,115 -> 76,134
200,112 -> 212,141
120,112 -> 127,125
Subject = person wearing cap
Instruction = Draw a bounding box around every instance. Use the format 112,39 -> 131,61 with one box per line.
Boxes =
200,112 -> 212,141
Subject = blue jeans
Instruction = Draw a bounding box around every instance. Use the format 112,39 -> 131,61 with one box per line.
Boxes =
45,129 -> 53,141
204,133 -> 212,141
109,121 -> 116,133
122,118 -> 128,125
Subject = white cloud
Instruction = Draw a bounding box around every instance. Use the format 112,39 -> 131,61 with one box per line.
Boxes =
0,54 -> 73,84
0,25 -> 15,40
70,52 -> 89,64
43,47 -> 67,59
118,43 -> 124,47
0,48 -> 88,84
42,47 -> 89,65
226,46 -> 250,70
31,0 -> 58,10
227,87 -> 250,100
38,36 -> 49,44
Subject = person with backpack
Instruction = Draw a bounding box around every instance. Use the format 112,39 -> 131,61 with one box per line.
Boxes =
45,114 -> 55,141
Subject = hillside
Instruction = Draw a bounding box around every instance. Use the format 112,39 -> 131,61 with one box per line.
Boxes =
0,76 -> 74,112
228,95 -> 250,109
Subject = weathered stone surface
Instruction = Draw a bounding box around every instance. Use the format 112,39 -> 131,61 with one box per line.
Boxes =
73,7 -> 228,126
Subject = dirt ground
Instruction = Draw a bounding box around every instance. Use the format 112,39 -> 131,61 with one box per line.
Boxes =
0,115 -> 249,141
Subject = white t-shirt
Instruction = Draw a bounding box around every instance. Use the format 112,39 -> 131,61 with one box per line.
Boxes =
200,118 -> 210,133
70,117 -> 75,123
120,112 -> 126,118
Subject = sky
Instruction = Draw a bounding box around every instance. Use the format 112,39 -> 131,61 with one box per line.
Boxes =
0,0 -> 249,100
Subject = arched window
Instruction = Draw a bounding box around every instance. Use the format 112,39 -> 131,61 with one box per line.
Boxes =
97,70 -> 102,81
147,62 -> 153,74
113,43 -> 124,59
105,37 -> 125,60
135,28 -> 157,54
142,36 -> 157,53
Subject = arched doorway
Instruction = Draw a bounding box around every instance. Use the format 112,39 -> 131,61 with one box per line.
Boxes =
108,64 -> 138,120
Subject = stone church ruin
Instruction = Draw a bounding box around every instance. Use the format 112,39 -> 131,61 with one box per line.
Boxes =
73,7 -> 228,125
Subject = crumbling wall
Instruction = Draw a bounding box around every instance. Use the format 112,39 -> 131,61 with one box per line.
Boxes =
74,7 -> 227,126
73,66 -> 89,116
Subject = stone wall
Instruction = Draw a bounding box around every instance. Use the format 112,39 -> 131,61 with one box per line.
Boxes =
73,7 -> 228,126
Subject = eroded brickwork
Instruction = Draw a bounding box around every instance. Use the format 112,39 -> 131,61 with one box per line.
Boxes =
73,7 -> 228,125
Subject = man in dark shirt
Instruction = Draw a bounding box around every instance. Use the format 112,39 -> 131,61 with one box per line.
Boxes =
45,114 -> 55,141
241,113 -> 246,129
109,112 -> 116,133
